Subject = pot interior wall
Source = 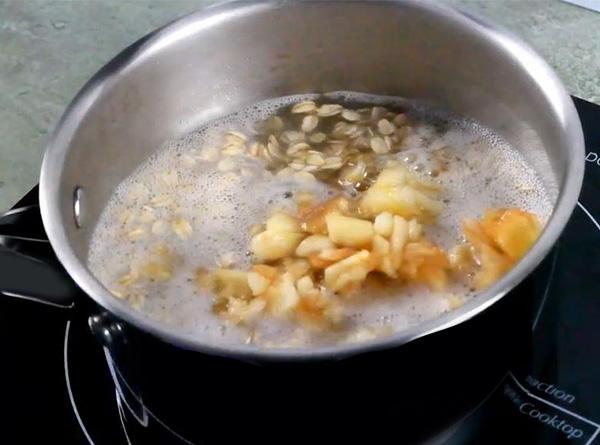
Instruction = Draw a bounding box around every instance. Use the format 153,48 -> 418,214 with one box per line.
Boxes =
53,1 -> 565,263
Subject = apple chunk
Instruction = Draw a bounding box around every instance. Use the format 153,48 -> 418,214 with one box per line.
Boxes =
359,165 -> 442,221
325,214 -> 374,248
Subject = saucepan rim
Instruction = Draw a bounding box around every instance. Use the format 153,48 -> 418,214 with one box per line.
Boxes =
39,0 -> 584,361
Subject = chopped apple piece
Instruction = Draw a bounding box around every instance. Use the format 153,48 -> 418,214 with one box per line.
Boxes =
463,217 -> 495,247
251,231 -> 304,262
295,235 -> 335,257
318,248 -> 358,262
325,214 -> 374,247
288,259 -> 311,279
297,196 -> 349,234
407,218 -> 423,241
140,261 -> 173,282
371,234 -> 397,278
197,268 -> 252,300
448,244 -> 475,274
373,212 -> 394,238
247,271 -> 271,296
269,272 -> 300,316
226,297 -> 266,324
296,291 -> 341,328
372,234 -> 390,255
307,254 -> 334,269
418,265 -> 448,291
389,216 -> 409,269
136,244 -> 178,282
400,241 -> 450,290
252,264 -> 278,280
463,216 -> 513,289
324,250 -> 373,293
213,269 -> 252,298
297,291 -> 328,320
250,212 -> 305,262
308,248 -> 357,269
480,208 -> 541,260
296,191 -> 317,210
359,165 -> 442,221
296,276 -> 315,294
472,243 -> 513,290
266,212 -> 302,233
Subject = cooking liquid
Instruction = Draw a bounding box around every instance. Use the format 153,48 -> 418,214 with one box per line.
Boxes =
87,93 -> 553,348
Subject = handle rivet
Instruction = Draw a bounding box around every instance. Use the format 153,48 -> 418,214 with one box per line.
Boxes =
73,187 -> 84,228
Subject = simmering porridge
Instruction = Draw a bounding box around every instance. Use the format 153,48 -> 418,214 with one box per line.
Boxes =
88,93 -> 551,348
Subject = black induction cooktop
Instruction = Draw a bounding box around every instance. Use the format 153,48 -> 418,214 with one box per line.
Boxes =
1,97 -> 599,445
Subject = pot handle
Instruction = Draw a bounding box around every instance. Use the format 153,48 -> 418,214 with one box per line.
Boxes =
89,312 -> 149,426
0,203 -> 77,308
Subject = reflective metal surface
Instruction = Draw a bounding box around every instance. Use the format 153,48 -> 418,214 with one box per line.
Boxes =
39,0 -> 584,359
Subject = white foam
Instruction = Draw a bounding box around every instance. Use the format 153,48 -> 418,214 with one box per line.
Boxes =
87,93 -> 554,348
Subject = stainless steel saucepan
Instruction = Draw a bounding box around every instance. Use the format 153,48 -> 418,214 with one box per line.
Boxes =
38,0 -> 583,362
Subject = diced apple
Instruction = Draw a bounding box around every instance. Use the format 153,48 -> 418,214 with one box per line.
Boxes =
318,248 -> 358,262
212,269 -> 252,298
307,254 -> 332,269
379,257 -> 397,279
307,248 -> 357,269
251,212 -> 305,262
480,208 -> 541,260
461,209 -> 541,289
297,196 -> 349,234
296,191 -> 317,210
141,261 -> 173,282
270,272 -> 300,316
359,165 -> 442,221
324,250 -> 372,292
374,212 -> 394,238
226,297 -> 266,324
295,235 -> 335,257
297,276 -> 315,294
251,230 -> 305,262
371,234 -> 397,278
288,259 -> 311,280
360,186 -> 442,221
462,218 -> 495,248
296,291 -> 342,328
373,165 -> 410,188
390,216 -> 409,269
400,241 -> 450,290
473,243 -> 513,290
372,234 -> 390,255
252,264 -> 279,280
325,214 -> 374,248
448,244 -> 475,274
418,265 -> 448,291
247,271 -> 271,296
137,245 -> 178,282
407,218 -> 422,241
266,213 -> 302,233
297,291 -> 327,317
